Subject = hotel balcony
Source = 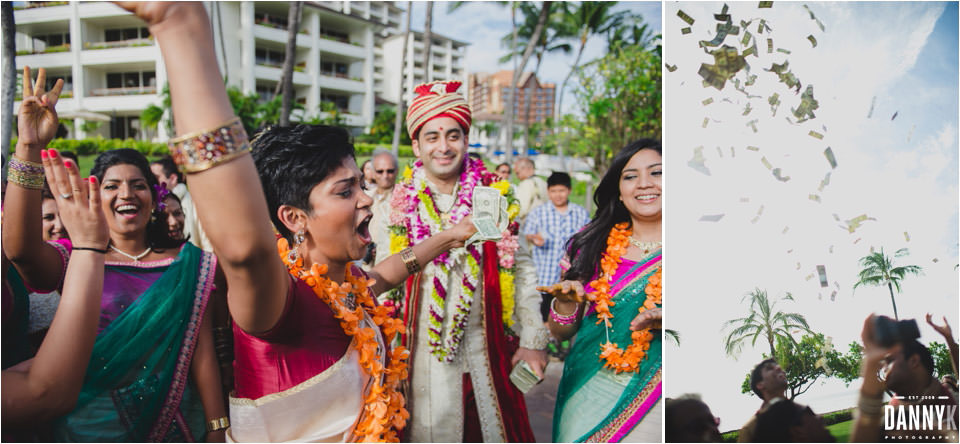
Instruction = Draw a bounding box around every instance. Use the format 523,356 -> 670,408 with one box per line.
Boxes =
318,74 -> 365,94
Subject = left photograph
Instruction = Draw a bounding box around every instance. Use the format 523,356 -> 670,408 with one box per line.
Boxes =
2,1 -> 662,443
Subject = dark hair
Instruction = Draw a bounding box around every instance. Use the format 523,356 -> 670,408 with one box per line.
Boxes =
151,155 -> 183,184
58,150 -> 79,165
251,124 -> 356,243
547,172 -> 572,189
563,138 -> 662,283
496,162 -> 511,172
902,339 -> 935,375
90,148 -> 183,250
754,400 -> 834,443
468,152 -> 482,161
751,358 -> 778,398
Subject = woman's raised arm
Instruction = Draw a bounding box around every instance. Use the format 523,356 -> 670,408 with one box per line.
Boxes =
116,2 -> 288,334
2,67 -> 66,291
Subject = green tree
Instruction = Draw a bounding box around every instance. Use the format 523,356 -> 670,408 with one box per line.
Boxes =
569,43 -> 660,174
723,289 -> 812,358
368,105 -> 409,144
140,83 -> 172,137
739,334 -> 861,400
227,86 -> 261,135
553,2 -> 630,168
929,342 -> 955,379
853,248 -> 923,320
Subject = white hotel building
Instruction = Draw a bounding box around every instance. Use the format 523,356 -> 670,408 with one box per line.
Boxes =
13,1 -> 467,141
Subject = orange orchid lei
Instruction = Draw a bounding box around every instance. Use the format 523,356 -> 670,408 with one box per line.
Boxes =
278,238 -> 410,442
587,222 -> 662,374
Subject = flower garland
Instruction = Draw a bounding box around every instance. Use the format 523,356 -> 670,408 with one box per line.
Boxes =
278,238 -> 409,442
388,156 -> 520,361
588,222 -> 662,374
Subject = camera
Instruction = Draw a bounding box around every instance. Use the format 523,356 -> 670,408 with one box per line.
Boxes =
872,315 -> 920,348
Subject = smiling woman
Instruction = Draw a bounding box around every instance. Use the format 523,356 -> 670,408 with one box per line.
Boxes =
2,68 -> 226,441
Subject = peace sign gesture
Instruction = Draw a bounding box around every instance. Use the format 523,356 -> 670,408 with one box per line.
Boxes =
18,66 -> 64,150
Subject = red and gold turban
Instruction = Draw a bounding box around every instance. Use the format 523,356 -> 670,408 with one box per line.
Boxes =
406,80 -> 472,139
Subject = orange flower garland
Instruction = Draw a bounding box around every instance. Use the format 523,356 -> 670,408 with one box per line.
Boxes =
587,222 -> 662,374
278,238 -> 409,442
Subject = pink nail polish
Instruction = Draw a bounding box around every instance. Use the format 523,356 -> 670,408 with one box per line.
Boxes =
64,159 -> 74,168
48,149 -> 58,157
40,150 -> 48,159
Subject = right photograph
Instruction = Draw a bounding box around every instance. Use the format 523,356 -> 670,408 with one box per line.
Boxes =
663,2 -> 959,443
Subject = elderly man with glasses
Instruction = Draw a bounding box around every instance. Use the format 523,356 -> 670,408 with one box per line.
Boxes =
368,148 -> 400,266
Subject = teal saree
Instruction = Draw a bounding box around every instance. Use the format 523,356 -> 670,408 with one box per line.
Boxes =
553,250 -> 662,442
53,243 -> 216,442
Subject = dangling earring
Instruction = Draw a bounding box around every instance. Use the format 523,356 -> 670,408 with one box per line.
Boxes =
288,229 -> 305,264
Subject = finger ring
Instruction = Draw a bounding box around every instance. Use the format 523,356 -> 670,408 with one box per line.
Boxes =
60,192 -> 73,199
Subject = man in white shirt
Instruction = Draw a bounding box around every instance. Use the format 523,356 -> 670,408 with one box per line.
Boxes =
368,148 -> 399,266
513,157 -> 547,223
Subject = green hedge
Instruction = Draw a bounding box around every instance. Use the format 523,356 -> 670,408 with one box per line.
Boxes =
354,143 -> 414,158
10,137 -> 168,157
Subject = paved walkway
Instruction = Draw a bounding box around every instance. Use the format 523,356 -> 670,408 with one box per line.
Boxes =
524,357 -> 564,442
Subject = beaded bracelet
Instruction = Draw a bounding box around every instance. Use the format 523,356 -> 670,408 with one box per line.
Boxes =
7,156 -> 44,190
169,117 -> 250,174
550,298 -> 579,325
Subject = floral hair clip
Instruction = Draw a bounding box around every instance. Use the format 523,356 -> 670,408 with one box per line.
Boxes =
154,183 -> 170,212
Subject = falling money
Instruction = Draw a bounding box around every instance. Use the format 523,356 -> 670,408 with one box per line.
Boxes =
823,147 -> 838,168
699,214 -> 725,222
807,35 -> 817,47
688,146 -> 711,176
677,9 -> 695,25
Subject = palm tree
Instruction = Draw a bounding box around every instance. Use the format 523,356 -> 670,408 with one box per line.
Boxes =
423,2 -> 433,82
553,2 -> 629,170
853,247 -> 923,320
278,2 -> 303,126
2,2 -> 16,179
723,289 -> 812,358
502,2 -> 553,158
391,1 -> 413,156
499,2 -> 571,150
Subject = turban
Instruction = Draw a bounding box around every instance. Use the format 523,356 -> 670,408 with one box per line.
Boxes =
406,81 -> 472,139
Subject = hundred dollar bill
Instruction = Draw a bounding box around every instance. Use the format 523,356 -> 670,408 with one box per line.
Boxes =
677,10 -> 695,25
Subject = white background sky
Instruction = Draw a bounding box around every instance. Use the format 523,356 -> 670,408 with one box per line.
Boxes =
664,1 -> 958,430
405,1 -> 662,115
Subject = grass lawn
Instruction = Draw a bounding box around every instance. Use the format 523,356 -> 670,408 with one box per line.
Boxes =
828,419 -> 853,442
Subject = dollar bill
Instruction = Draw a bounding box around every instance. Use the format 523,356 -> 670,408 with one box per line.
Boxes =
904,231 -> 910,242
809,130 -> 824,140
681,27 -> 692,35
472,186 -> 501,219
742,102 -> 753,116
818,172 -> 832,191
666,63 -> 678,72
716,146 -> 724,158
509,360 -> 542,393
677,9 -> 695,25
807,35 -> 817,47
759,1 -> 773,7
747,119 -> 759,133
746,145 -> 760,151
777,48 -> 791,54
809,194 -> 821,202
741,30 -> 753,46
702,117 -> 710,128
699,214 -> 725,222
867,96 -> 876,118
702,97 -> 714,106
688,146 -> 711,176
816,265 -> 828,287
767,38 -> 773,53
823,147 -> 837,168
772,168 -> 790,182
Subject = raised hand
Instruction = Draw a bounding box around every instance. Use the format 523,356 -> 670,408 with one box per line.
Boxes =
925,313 -> 954,341
41,150 -> 108,250
18,66 -> 64,149
537,280 -> 586,303
112,2 -> 201,30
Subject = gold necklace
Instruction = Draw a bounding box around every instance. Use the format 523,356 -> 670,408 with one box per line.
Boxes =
628,237 -> 661,255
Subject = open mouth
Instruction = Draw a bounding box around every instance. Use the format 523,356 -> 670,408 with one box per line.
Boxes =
356,214 -> 372,244
115,203 -> 140,219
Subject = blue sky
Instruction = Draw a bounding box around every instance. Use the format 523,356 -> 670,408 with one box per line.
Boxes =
664,1 -> 958,429
406,1 -> 662,115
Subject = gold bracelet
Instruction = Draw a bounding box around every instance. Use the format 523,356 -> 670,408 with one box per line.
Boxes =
7,155 -> 45,190
169,117 -> 251,174
206,416 -> 230,432
400,247 -> 421,274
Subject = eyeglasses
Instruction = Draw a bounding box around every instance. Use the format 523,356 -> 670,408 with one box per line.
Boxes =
375,169 -> 396,175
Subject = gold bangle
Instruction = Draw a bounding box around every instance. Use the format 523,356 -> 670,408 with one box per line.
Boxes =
169,117 -> 251,174
206,416 -> 230,432
400,247 -> 421,274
